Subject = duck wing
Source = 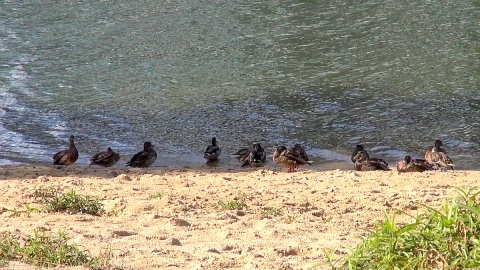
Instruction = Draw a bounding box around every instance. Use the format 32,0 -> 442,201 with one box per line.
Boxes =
53,150 -> 69,165
284,149 -> 312,165
368,159 -> 390,171
126,150 -> 149,167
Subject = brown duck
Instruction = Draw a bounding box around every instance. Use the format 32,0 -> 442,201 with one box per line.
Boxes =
273,145 -> 313,172
425,146 -> 455,171
234,143 -> 267,167
203,137 -> 221,161
397,155 -> 436,173
53,135 -> 79,167
351,145 -> 369,163
353,150 -> 390,171
126,142 -> 157,168
89,147 -> 120,167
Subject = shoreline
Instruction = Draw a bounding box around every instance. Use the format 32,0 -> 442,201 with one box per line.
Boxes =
1,166 -> 478,269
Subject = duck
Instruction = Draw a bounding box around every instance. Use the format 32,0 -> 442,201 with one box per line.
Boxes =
89,147 -> 120,168
353,150 -> 390,171
203,137 -> 221,161
351,145 -> 369,163
126,141 -> 157,168
425,146 -> 455,171
273,145 -> 313,172
396,155 -> 436,173
424,140 -> 453,171
53,135 -> 79,167
234,143 -> 267,167
425,140 -> 447,154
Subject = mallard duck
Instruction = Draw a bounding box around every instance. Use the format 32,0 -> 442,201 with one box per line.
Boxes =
425,146 -> 455,171
273,145 -> 313,172
425,140 -> 447,154
353,150 -> 390,171
396,155 -> 436,173
203,137 -> 221,161
126,142 -> 157,168
234,143 -> 267,167
351,145 -> 369,163
53,135 -> 79,167
89,147 -> 120,167
424,140 -> 453,171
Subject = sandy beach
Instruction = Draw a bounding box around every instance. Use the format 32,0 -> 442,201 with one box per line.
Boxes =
0,164 -> 478,270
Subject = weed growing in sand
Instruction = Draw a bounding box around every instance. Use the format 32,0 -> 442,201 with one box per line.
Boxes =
322,187 -> 480,269
4,203 -> 40,217
219,200 -> 247,210
149,192 -> 163,199
0,230 -> 110,269
33,187 -> 105,216
261,207 -> 282,217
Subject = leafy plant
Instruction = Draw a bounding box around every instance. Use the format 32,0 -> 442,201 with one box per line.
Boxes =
261,207 -> 282,217
326,187 -> 480,269
149,192 -> 163,199
0,230 -> 110,269
34,187 -> 105,216
218,200 -> 247,210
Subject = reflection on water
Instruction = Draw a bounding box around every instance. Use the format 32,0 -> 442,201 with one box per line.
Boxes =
0,0 -> 478,169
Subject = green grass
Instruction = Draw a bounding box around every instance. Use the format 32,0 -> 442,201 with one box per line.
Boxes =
0,230 -> 109,269
149,192 -> 163,199
323,187 -> 480,269
261,207 -> 282,217
218,200 -> 247,210
34,187 -> 105,216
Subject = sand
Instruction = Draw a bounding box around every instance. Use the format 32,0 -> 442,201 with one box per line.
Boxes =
0,164 -> 478,270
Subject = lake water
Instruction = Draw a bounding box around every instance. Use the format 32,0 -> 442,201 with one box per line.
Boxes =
0,1 -> 478,168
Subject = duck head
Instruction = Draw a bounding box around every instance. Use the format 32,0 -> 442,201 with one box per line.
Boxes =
355,145 -> 365,152
353,150 -> 368,161
434,140 -> 444,148
403,155 -> 412,163
143,141 -> 154,150
211,137 -> 218,146
273,145 -> 287,160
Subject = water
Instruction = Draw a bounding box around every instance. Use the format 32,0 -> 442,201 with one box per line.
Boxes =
0,0 -> 478,168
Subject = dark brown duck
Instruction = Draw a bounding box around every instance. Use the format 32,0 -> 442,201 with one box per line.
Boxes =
53,135 -> 79,167
89,147 -> 120,167
126,142 -> 157,168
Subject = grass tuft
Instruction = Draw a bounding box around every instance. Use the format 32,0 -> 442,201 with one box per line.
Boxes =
324,187 -> 480,269
34,187 -> 105,216
149,192 -> 163,199
261,207 -> 282,217
0,230 -> 110,269
218,200 -> 247,210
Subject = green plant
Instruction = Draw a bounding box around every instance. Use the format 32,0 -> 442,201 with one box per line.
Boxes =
218,200 -> 247,210
149,192 -> 163,199
0,230 -> 109,269
261,207 -> 282,217
34,187 -> 105,216
4,203 -> 40,217
328,187 -> 480,269
32,185 -> 57,202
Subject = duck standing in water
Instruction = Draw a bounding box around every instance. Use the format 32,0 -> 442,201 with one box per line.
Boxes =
89,147 -> 120,167
53,135 -> 79,167
351,145 -> 369,163
353,150 -> 390,171
126,142 -> 157,168
203,137 -> 221,161
397,155 -> 436,173
234,143 -> 267,167
273,145 -> 313,172
425,140 -> 454,171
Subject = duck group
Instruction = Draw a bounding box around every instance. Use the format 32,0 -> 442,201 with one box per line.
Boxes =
52,135 -> 455,173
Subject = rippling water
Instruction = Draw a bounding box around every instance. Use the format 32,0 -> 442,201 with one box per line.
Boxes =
0,1 -> 478,168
